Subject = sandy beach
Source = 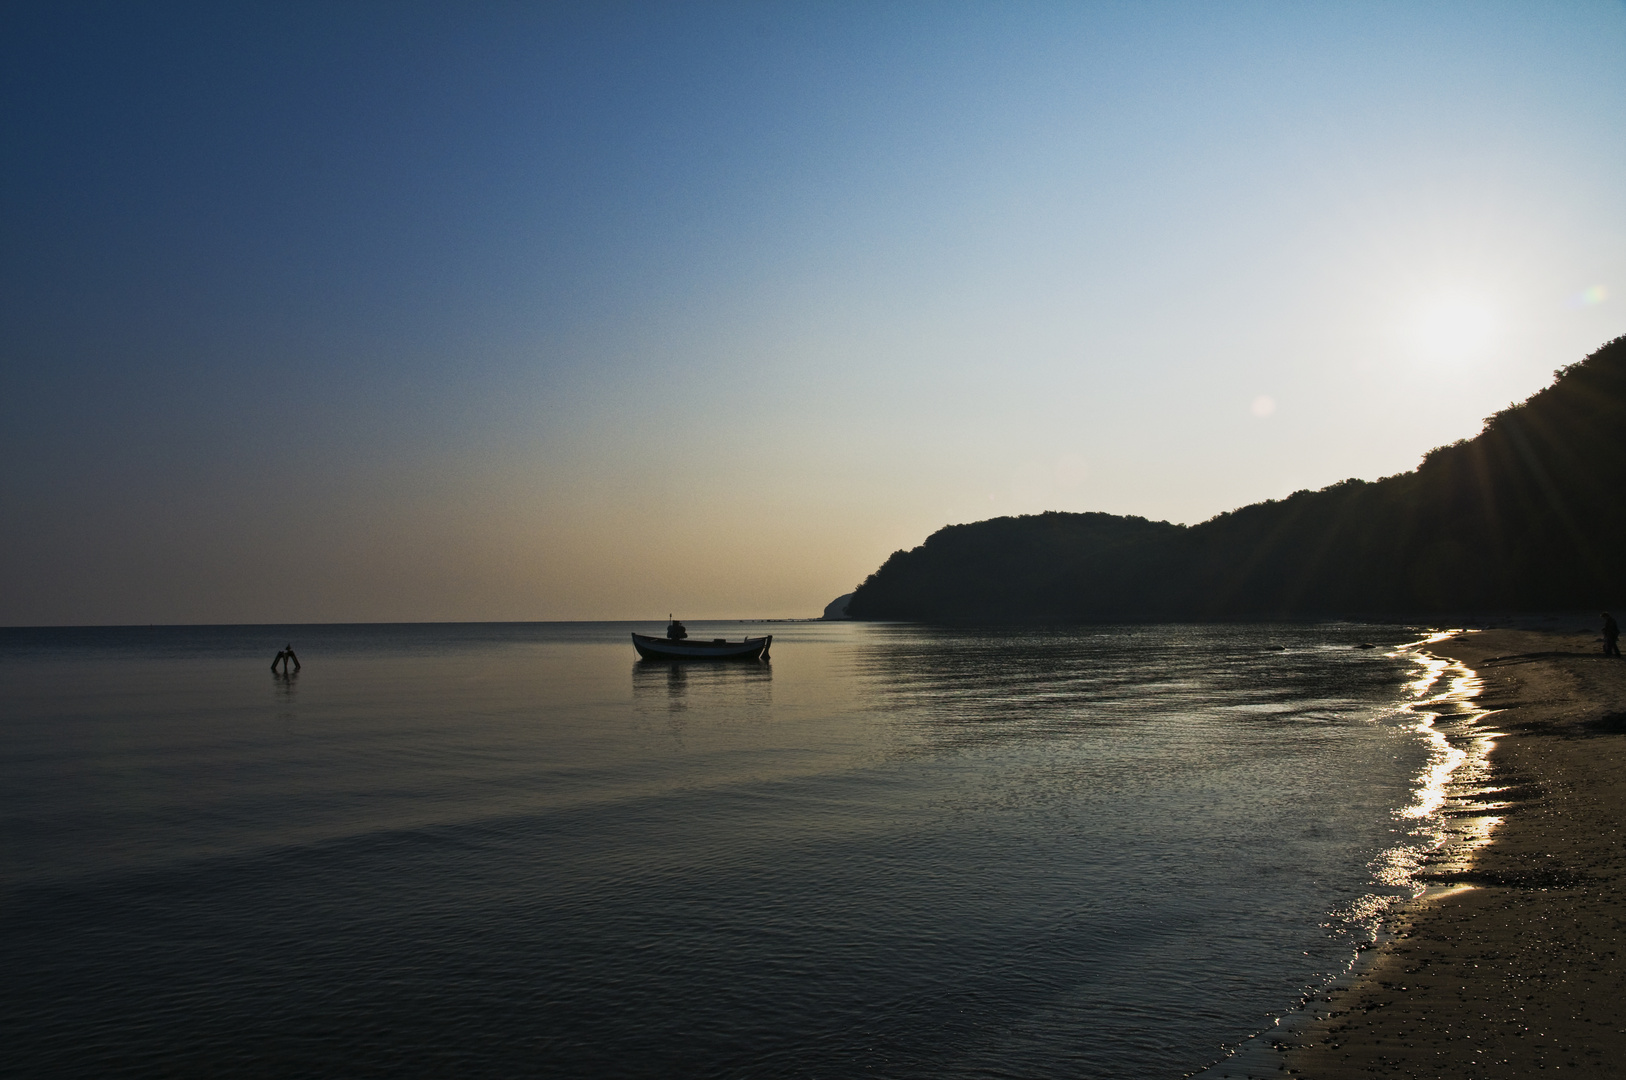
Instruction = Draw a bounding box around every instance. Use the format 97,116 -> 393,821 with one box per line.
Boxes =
1281,627 -> 1626,1078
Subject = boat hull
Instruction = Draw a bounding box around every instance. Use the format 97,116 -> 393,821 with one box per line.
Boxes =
631,633 -> 772,661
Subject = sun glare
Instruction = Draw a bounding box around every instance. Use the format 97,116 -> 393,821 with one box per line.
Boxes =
1409,296 -> 1499,362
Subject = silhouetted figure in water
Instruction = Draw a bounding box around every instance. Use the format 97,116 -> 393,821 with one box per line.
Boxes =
272,644 -> 301,674
666,617 -> 688,641
1605,613 -> 1621,658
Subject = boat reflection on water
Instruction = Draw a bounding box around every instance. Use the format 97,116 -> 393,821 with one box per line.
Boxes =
631,654 -> 773,726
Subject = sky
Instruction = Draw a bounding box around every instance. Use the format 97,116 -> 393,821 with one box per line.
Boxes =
3,1 -> 1624,625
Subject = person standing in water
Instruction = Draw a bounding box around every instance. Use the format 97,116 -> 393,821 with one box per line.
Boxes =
1605,613 -> 1621,658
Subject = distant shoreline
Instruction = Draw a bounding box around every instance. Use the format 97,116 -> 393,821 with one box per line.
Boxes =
0,612 -> 1607,631
1278,628 -> 1626,1077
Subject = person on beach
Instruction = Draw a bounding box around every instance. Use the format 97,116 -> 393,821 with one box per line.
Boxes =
272,644 -> 301,674
666,617 -> 688,641
1605,612 -> 1622,658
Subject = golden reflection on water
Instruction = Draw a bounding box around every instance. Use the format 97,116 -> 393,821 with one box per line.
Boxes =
1382,631 -> 1501,892
1240,631 -> 1509,1080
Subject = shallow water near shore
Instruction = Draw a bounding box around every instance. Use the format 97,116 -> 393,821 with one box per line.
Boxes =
3,621 -> 1461,1078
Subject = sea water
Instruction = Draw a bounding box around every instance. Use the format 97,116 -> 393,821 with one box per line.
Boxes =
1,621 -> 1460,1078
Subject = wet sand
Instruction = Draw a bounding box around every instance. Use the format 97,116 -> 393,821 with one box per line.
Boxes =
1280,628 -> 1626,1078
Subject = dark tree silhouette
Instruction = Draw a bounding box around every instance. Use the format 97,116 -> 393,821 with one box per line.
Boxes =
846,335 -> 1626,622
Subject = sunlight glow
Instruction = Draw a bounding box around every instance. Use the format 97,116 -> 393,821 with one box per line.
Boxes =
1409,296 -> 1500,362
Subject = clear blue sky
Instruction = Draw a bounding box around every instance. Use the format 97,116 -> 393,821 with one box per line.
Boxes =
3,1 -> 1624,624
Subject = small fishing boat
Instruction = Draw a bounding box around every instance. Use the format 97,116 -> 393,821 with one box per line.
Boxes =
631,632 -> 772,661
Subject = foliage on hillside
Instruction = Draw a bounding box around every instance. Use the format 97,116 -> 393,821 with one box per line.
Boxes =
846,336 -> 1626,621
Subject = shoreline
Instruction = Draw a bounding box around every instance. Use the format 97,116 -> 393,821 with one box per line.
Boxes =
1270,627 -> 1626,1077
1194,634 -> 1500,1080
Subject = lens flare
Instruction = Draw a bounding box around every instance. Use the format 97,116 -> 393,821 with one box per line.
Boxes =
1568,284 -> 1608,308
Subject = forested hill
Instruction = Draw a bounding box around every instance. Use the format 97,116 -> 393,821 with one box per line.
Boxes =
846,335 -> 1626,622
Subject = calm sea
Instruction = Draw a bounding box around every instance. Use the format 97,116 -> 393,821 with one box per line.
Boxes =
1,621 -> 1460,1078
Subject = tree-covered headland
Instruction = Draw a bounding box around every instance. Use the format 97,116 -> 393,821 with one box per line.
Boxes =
846,336 -> 1626,622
